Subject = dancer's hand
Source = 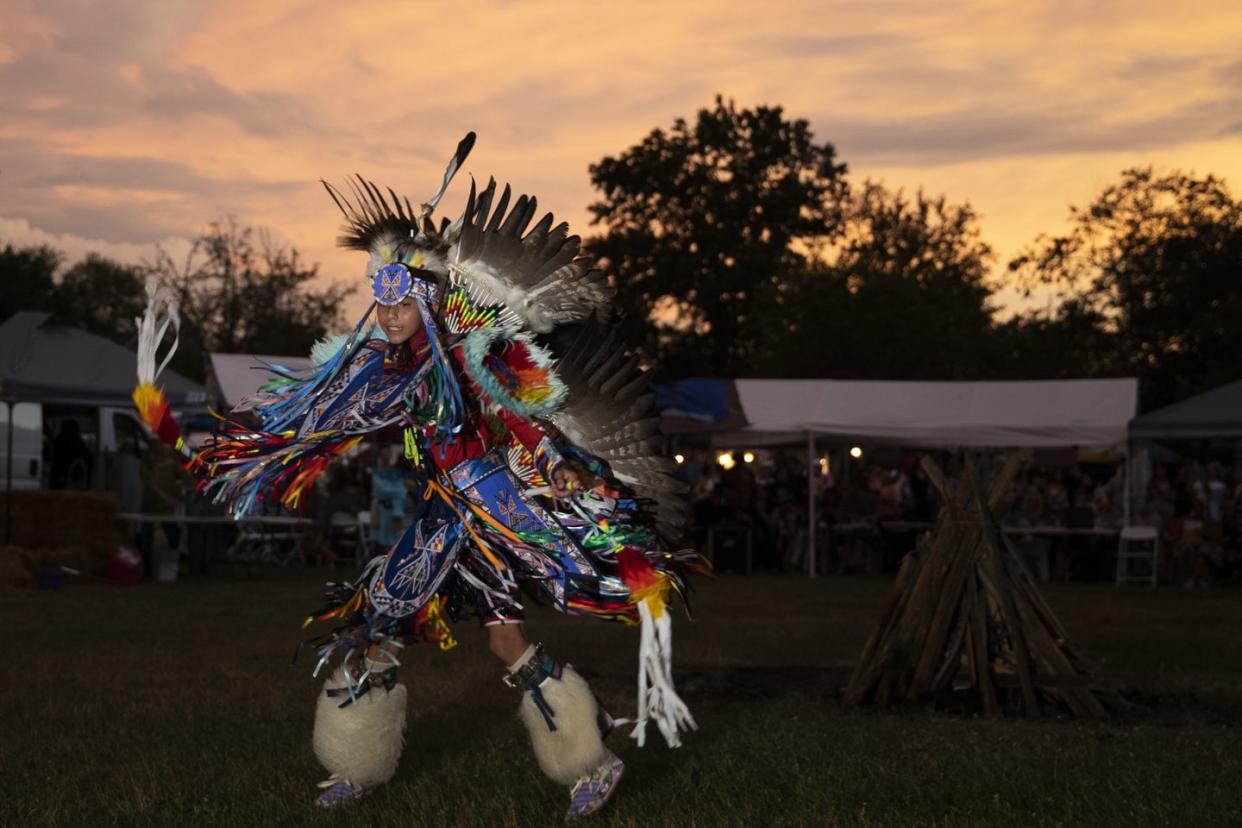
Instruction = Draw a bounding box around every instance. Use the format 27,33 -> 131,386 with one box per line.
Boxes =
551,465 -> 582,498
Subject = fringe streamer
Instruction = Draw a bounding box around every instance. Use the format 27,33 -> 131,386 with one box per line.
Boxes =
632,596 -> 696,748
415,294 -> 465,438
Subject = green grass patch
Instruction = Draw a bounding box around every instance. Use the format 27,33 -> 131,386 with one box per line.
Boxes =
2,573 -> 1240,826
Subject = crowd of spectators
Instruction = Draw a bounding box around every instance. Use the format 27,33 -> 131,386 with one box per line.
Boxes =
677,448 -> 1242,585
677,447 -> 933,574
1140,461 -> 1242,587
139,432 -> 1242,588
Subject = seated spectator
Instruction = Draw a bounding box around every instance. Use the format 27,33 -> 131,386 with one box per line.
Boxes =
370,447 -> 408,549
1062,486 -> 1101,581
720,462 -> 757,524
1170,500 -> 1207,587
1044,471 -> 1069,526
1146,464 -> 1176,536
50,419 -> 93,490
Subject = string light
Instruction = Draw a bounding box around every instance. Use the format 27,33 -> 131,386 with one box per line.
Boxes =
717,452 -> 736,470
674,453 -> 685,464
850,446 -> 863,459
742,451 -> 755,464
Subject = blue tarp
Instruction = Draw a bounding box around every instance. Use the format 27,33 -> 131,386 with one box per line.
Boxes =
653,379 -> 732,423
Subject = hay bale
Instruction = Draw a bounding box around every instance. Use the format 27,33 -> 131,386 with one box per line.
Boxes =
38,545 -> 98,572
0,545 -> 37,589
0,490 -> 122,564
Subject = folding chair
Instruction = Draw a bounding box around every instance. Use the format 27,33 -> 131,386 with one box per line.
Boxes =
328,511 -> 363,568
355,510 -> 378,562
1116,525 -> 1159,587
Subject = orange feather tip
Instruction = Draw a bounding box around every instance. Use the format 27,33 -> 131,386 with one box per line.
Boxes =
131,382 -> 168,427
617,546 -> 670,617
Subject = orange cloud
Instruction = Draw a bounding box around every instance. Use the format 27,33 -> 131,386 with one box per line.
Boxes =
1,0 -> 1240,325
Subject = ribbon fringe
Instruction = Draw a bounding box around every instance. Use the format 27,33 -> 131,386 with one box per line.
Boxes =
630,598 -> 697,748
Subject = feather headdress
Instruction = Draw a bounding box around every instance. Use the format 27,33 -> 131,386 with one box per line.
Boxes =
321,133 -> 614,333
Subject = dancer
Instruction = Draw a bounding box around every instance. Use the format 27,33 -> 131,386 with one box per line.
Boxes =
132,133 -> 702,818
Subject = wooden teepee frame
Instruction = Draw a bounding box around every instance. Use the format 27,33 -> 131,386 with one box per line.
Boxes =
843,453 -> 1122,719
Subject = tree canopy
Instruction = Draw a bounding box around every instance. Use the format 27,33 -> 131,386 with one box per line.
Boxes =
588,102 -> 1239,408
770,183 -> 998,379
145,219 -> 353,380
1008,167 -> 1242,408
1,221 -> 352,382
586,96 -> 848,377
52,253 -> 147,345
587,99 -> 998,382
0,244 -> 59,324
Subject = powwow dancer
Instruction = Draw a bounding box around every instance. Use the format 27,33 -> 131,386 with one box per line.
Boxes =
132,133 -> 704,818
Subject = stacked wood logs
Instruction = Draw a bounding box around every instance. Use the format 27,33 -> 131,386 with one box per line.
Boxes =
843,454 -> 1122,719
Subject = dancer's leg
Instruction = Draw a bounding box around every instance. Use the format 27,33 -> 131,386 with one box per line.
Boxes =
488,621 -> 532,665
311,637 -> 408,807
490,624 -> 624,819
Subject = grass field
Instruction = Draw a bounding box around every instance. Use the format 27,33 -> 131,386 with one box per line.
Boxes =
3,571 -> 1241,827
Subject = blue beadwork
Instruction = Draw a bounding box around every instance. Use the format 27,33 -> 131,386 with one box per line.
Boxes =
567,756 -> 625,818
373,263 -> 413,305
315,780 -> 366,808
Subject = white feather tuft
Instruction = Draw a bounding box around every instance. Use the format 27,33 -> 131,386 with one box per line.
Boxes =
134,277 -> 181,385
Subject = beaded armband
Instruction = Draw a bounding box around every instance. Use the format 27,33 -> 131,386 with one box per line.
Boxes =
533,436 -> 567,484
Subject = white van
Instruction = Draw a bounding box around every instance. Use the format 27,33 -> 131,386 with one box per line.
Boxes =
0,402 -> 150,510
0,401 -> 43,490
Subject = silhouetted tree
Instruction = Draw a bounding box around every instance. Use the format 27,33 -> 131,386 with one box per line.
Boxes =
52,254 -> 146,344
0,244 -> 59,323
147,218 -> 353,380
1009,167 -> 1242,408
768,183 -> 998,379
0,245 -> 145,345
586,96 -> 849,377
993,299 -> 1120,381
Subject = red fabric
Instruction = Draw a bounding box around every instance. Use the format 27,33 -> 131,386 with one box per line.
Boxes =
382,330 -> 549,471
105,547 -> 143,586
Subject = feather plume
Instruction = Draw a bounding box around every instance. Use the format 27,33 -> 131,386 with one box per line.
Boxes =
548,321 -> 689,539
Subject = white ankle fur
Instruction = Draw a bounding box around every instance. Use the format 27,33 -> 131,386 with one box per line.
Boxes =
312,666 -> 408,790
518,664 -> 612,785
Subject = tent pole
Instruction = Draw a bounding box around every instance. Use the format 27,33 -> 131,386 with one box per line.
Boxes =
807,431 -> 816,579
1123,439 -> 1132,526
4,399 -> 12,546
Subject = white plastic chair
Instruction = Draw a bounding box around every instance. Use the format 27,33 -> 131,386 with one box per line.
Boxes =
328,511 -> 362,568
355,510 -> 376,560
1116,525 -> 1159,587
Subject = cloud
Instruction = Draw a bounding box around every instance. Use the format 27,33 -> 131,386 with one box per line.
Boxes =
821,92 -> 1242,166
1,0 -> 1241,313
0,138 -> 302,195
739,32 -> 909,58
0,0 -> 316,139
0,216 -> 194,270
0,138 -> 310,243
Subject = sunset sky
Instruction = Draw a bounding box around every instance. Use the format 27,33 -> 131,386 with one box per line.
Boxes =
4,0 -> 1241,319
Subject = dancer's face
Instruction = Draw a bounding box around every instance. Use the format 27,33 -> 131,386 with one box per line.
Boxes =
376,297 -> 423,345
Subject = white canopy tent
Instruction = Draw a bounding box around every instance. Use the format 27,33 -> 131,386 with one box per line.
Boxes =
734,378 -> 1139,448
204,359 -> 1143,576
725,378 -> 1139,576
